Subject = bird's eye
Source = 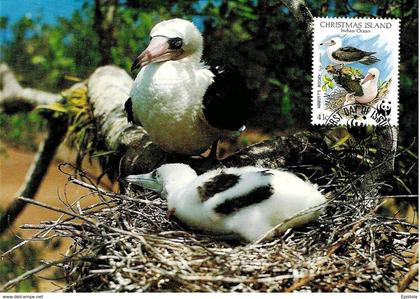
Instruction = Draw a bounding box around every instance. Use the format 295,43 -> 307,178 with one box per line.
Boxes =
168,37 -> 183,50
151,170 -> 157,178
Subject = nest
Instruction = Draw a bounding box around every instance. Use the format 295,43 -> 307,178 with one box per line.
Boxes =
2,131 -> 418,293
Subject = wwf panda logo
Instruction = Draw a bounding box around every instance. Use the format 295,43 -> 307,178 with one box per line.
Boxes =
347,114 -> 367,127
377,100 -> 392,117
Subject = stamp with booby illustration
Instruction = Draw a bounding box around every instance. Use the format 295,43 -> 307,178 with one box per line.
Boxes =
311,17 -> 400,126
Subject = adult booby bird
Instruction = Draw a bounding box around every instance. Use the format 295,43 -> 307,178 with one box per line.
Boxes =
345,68 -> 380,104
320,37 -> 380,65
125,163 -> 326,242
126,18 -> 252,156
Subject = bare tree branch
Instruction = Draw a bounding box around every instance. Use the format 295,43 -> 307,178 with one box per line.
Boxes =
398,263 -> 419,292
0,63 -> 61,112
279,0 -> 314,35
87,66 -> 167,176
0,119 -> 67,234
0,257 -> 71,292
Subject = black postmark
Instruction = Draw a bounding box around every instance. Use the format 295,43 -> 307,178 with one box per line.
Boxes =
323,103 -> 396,174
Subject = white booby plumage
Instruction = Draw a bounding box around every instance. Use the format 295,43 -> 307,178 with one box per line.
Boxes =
125,163 -> 326,242
126,18 -> 251,155
345,68 -> 380,104
320,37 -> 380,65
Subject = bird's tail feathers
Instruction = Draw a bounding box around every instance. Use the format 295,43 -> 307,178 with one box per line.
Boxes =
360,55 -> 380,65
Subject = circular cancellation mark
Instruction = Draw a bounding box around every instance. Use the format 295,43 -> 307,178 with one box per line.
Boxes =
323,103 -> 396,174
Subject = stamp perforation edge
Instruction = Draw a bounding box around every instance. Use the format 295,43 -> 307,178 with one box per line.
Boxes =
311,17 -> 400,127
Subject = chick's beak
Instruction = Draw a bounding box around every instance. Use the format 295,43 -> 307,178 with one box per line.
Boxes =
125,172 -> 163,193
131,36 -> 183,71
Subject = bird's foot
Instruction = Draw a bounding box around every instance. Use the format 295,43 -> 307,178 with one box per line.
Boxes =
197,141 -> 224,170
208,141 -> 219,161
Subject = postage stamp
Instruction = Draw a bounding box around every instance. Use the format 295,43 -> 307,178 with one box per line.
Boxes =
311,17 -> 400,126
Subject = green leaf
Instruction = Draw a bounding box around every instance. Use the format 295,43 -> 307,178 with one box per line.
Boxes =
31,55 -> 46,64
268,78 -> 281,87
323,75 -> 332,83
331,133 -> 351,148
37,103 -> 68,113
0,16 -> 8,29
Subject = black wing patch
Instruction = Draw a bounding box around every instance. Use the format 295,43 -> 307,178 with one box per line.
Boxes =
332,47 -> 376,62
125,97 -> 134,124
198,173 -> 240,202
124,97 -> 143,126
202,65 -> 254,131
214,185 -> 274,215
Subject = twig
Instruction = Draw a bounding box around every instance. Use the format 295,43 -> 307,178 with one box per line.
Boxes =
69,177 -> 162,205
0,120 -> 67,234
0,258 -> 70,291
0,63 -> 61,110
17,197 -> 97,226
398,263 -> 419,292
279,0 -> 314,36
285,274 -> 315,292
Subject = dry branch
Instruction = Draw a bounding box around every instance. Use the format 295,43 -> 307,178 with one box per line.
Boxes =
280,0 -> 314,35
398,261 -> 419,292
0,258 -> 69,292
0,120 -> 67,233
0,63 -> 61,112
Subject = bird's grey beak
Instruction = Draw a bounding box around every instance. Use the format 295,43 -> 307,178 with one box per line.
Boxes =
125,172 -> 163,193
131,36 -> 183,71
361,73 -> 374,84
320,41 -> 332,46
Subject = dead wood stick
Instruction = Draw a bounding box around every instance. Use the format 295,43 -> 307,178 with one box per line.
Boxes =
69,177 -> 162,205
0,63 -> 61,112
279,0 -> 314,36
398,262 -> 419,292
17,197 -> 97,226
0,257 -> 70,291
285,274 -> 315,292
0,121 -> 67,234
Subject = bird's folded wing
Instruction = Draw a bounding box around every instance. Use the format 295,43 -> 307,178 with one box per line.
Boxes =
334,74 -> 364,96
202,65 -> 253,131
124,97 -> 142,126
332,47 -> 374,62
